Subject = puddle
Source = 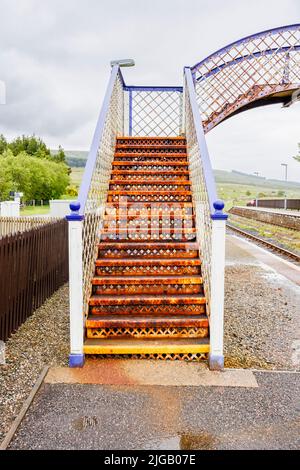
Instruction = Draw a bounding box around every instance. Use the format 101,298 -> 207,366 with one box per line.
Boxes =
145,432 -> 216,450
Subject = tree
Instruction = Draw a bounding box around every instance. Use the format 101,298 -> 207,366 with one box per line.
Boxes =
0,134 -> 7,153
52,145 -> 67,164
9,135 -> 51,158
0,150 -> 70,201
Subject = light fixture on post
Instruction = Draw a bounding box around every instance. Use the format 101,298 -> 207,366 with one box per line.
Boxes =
110,59 -> 135,68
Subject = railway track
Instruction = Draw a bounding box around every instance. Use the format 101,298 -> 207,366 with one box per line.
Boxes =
226,222 -> 300,264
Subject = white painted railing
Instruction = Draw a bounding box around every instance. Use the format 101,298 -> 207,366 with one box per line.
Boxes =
66,65 -> 124,367
184,67 -> 227,370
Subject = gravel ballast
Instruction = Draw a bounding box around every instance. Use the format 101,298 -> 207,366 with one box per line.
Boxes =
0,284 -> 69,443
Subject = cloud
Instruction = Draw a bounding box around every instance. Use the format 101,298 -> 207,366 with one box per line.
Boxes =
0,0 -> 299,179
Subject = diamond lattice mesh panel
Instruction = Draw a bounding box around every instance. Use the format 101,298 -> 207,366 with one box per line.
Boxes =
184,77 -> 213,318
131,90 -> 183,136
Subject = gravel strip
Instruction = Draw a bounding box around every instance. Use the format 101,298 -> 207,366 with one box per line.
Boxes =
0,284 -> 69,443
224,247 -> 300,370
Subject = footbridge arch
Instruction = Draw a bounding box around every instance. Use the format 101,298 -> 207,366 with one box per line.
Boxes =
190,24 -> 300,132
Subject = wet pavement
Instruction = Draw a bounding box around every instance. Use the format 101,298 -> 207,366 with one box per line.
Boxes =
8,371 -> 300,450
226,233 -> 300,286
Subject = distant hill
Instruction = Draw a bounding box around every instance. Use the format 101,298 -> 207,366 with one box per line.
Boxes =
214,169 -> 300,190
51,150 -> 88,167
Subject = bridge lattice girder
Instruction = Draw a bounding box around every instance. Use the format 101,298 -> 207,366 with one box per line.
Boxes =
191,24 -> 300,132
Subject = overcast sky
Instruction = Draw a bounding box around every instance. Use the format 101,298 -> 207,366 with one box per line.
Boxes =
0,0 -> 299,180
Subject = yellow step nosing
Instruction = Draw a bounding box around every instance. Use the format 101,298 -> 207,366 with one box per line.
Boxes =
83,342 -> 210,355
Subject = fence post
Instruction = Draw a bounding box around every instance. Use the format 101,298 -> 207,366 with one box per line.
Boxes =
66,202 -> 85,368
209,201 -> 228,371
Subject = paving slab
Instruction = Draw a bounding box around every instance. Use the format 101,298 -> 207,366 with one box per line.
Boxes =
45,360 -> 258,388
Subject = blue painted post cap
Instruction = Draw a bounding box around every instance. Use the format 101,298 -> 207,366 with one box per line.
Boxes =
66,201 -> 84,222
211,200 -> 228,220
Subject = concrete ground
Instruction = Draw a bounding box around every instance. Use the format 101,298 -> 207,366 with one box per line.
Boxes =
8,370 -> 300,450
6,235 -> 300,450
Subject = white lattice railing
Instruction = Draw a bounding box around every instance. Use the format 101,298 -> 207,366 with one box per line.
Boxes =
184,67 -> 227,370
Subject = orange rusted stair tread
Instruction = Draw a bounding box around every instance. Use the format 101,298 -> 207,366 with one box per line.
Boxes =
109,179 -> 191,185
89,294 -> 206,306
112,170 -> 190,174
114,153 -> 188,157
86,315 -> 209,328
95,258 -> 201,266
112,161 -> 189,166
117,136 -> 186,140
98,242 -> 199,249
106,202 -> 194,206
101,228 -> 196,234
108,190 -> 192,195
83,338 -> 210,355
103,216 -> 195,222
92,275 -> 203,285
116,144 -> 187,148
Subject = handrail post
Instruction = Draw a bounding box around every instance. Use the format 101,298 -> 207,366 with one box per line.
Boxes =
209,201 -> 228,371
66,202 -> 85,368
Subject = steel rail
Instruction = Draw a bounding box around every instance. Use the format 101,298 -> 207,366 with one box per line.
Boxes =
227,222 -> 300,263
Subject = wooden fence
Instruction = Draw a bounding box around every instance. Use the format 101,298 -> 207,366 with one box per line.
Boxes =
0,216 -> 61,238
0,220 -> 69,341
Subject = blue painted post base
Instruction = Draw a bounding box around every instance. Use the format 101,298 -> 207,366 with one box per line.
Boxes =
209,354 -> 224,371
69,354 -> 85,368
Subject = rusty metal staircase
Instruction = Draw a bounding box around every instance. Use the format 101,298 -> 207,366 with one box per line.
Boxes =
83,136 -> 210,359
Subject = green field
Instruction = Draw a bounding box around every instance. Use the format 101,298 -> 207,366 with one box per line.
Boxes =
21,205 -> 51,216
71,168 -> 85,186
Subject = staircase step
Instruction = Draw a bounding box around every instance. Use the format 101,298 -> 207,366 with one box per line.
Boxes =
103,213 -> 195,221
86,315 -> 208,329
109,184 -> 191,192
116,145 -> 187,153
117,137 -> 186,145
83,338 -> 210,355
95,258 -> 201,276
105,202 -> 194,215
114,152 -> 188,162
107,191 -> 193,203
110,179 -> 191,185
111,170 -> 190,179
92,276 -> 203,296
90,304 -> 206,316
92,275 -> 203,285
86,315 -> 209,339
113,161 -> 188,167
100,231 -> 196,242
98,242 -> 199,259
89,294 -> 206,306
